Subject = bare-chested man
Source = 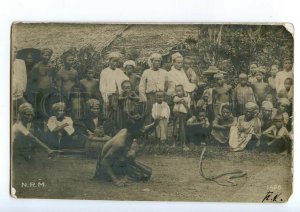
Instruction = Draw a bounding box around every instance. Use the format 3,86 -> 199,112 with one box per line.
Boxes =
56,52 -> 79,100
93,113 -> 157,187
80,68 -> 101,100
251,69 -> 270,106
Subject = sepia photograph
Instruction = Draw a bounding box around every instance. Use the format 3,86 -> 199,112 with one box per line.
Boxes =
10,23 -> 294,202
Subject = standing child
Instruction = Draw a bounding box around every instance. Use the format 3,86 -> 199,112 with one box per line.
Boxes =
251,69 -> 270,106
152,91 -> 170,146
268,64 -> 279,97
172,84 -> 190,150
278,78 -> 293,103
233,73 -> 256,116
80,68 -> 101,100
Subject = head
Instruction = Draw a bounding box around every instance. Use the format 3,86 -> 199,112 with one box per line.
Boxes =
214,73 -> 224,86
41,48 -> 53,63
239,73 -> 248,86
86,99 -> 100,118
284,78 -> 293,90
261,101 -> 273,119
155,91 -> 164,104
149,53 -> 162,70
172,53 -> 183,70
175,84 -> 185,97
273,115 -> 283,129
283,58 -> 292,71
270,64 -> 279,77
196,110 -> 207,121
123,60 -> 136,75
244,102 -> 258,120
86,68 -> 95,80
249,62 -> 258,75
52,102 -> 66,120
25,53 -> 33,65
265,94 -> 274,103
108,52 -> 122,70
278,98 -> 290,113
18,103 -> 34,124
202,90 -> 209,102
255,71 -> 263,81
183,57 -> 192,70
62,52 -> 74,68
121,80 -> 132,94
220,104 -> 231,120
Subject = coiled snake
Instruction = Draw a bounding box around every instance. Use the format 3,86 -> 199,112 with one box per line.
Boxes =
199,147 -> 247,186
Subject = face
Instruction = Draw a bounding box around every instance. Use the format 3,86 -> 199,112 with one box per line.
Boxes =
217,78 -> 224,86
197,112 -> 206,121
25,54 -> 33,64
284,80 -> 292,90
255,73 -> 263,81
41,52 -> 51,62
174,58 -> 183,70
183,58 -> 191,70
90,106 -> 100,117
266,95 -> 273,102
240,77 -> 248,86
221,108 -> 230,119
156,93 -> 164,104
152,58 -> 161,70
274,120 -> 283,129
262,109 -> 272,119
109,58 -> 119,70
279,104 -> 287,112
86,70 -> 94,79
122,82 -> 132,93
249,64 -> 258,74
124,65 -> 134,75
175,86 -> 184,97
283,59 -> 292,71
245,109 -> 255,120
56,108 -> 65,119
271,65 -> 279,76
21,111 -> 34,123
64,55 -> 74,67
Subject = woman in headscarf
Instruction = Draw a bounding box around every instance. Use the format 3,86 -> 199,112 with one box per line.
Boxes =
211,103 -> 236,145
139,53 -> 168,124
229,102 -> 261,151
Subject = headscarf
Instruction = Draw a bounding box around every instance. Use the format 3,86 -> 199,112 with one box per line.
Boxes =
18,103 -> 34,115
52,102 -> 65,113
123,60 -> 136,68
148,53 -> 162,67
86,99 -> 100,109
261,101 -> 273,111
108,52 -> 122,60
41,48 -> 53,55
171,52 -> 183,63
278,98 -> 291,107
245,102 -> 259,111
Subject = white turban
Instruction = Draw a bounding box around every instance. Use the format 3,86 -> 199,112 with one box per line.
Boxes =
171,52 -> 183,63
123,60 -> 136,68
108,52 -> 122,60
148,53 -> 162,67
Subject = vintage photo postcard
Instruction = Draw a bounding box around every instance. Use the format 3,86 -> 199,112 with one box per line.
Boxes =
11,23 -> 293,202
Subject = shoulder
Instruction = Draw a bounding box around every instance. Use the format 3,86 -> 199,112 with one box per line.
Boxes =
15,59 -> 26,65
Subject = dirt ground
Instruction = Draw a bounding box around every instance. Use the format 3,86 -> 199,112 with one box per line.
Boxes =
11,145 -> 292,202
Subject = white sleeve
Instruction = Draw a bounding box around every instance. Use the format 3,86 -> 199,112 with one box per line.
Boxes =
99,70 -> 108,102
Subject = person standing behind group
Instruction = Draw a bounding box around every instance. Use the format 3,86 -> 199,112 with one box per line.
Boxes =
275,57 -> 293,94
100,52 -> 129,130
139,53 -> 168,124
123,60 -> 140,92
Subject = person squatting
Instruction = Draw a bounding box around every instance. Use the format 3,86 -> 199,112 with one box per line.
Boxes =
12,48 -> 293,186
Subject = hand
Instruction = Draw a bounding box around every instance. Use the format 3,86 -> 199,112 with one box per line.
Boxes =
113,179 -> 126,187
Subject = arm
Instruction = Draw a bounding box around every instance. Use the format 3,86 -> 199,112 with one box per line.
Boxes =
138,71 -> 147,101
99,70 -> 108,103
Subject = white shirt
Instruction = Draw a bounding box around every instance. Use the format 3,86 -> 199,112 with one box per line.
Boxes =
152,102 -> 170,120
12,59 -> 27,100
139,68 -> 168,100
47,116 -> 75,135
99,67 -> 129,103
275,70 -> 293,94
167,66 -> 196,96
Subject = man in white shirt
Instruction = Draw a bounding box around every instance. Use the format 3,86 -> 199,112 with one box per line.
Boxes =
100,52 -> 129,127
12,46 -> 28,121
139,53 -> 168,124
275,58 -> 293,94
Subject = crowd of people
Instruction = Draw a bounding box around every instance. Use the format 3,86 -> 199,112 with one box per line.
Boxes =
12,46 -> 293,159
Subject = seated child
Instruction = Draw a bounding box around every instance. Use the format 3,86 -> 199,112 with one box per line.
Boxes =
274,98 -> 290,128
172,84 -> 190,150
259,100 -> 274,131
261,115 -> 291,153
278,78 -> 293,103
46,102 -> 83,149
186,109 -> 210,146
211,103 -> 236,145
151,91 -> 170,145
